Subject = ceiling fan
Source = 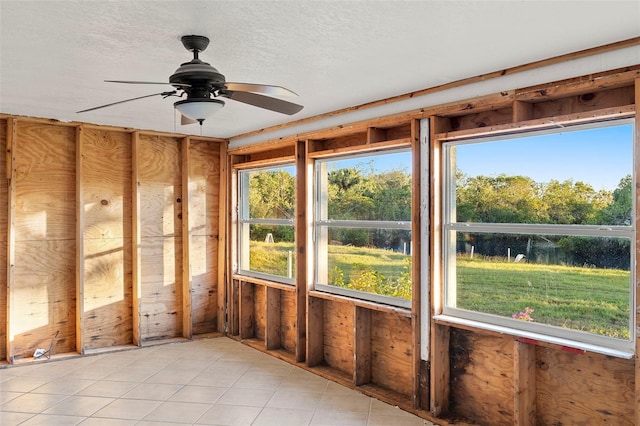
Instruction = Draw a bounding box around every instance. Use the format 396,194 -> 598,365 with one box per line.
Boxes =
77,35 -> 303,125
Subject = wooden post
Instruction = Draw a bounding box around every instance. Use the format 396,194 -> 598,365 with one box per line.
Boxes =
429,118 -> 449,416
513,100 -> 534,122
5,118 -> 16,363
239,281 -> 255,339
218,142 -> 228,334
307,296 -> 324,367
266,287 -> 282,350
410,118 -> 423,408
75,126 -> 85,354
295,140 -> 308,362
354,306 -> 371,385
514,340 -> 536,425
131,131 -> 141,346
181,137 -> 192,339
430,324 -> 450,417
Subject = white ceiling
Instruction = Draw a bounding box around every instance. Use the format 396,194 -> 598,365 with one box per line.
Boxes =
1,1 -> 639,140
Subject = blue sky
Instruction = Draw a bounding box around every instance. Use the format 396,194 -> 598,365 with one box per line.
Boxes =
454,122 -> 633,191
283,122 -> 634,192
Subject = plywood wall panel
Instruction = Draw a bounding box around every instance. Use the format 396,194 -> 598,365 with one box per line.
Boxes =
138,135 -> 182,184
139,236 -> 183,340
11,122 -> 76,359
81,129 -> 132,239
188,141 -> 221,334
253,284 -> 266,341
138,135 -> 182,238
137,135 -> 184,342
83,237 -> 133,348
449,329 -> 514,425
188,141 -> 220,236
80,128 -> 133,349
190,235 -> 217,334
536,346 -> 635,425
12,240 -> 75,359
323,299 -> 354,375
370,311 -> 413,396
139,182 -> 182,237
14,123 -> 76,241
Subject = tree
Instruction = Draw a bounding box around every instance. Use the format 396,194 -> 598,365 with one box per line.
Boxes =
456,173 -> 543,223
249,170 -> 295,219
598,174 -> 631,226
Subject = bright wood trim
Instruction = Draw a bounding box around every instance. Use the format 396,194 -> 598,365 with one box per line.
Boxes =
231,155 -> 296,170
5,118 -> 16,363
231,275 -> 296,292
131,132 -> 141,346
181,137 -> 192,339
75,126 -> 85,354
308,138 -> 412,159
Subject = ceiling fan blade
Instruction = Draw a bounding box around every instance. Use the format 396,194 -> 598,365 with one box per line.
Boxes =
181,114 -> 197,125
76,91 -> 177,113
228,91 -> 303,115
225,82 -> 298,97
105,80 -> 191,87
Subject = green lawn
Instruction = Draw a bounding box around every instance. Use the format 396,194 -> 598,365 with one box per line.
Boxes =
456,257 -> 631,339
248,242 -> 631,339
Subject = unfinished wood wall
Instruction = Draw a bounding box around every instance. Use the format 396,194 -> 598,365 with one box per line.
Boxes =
80,128 -> 133,349
0,119 -> 225,362
228,66 -> 640,425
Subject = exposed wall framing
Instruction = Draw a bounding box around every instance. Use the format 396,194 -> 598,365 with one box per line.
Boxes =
0,56 -> 638,426
228,66 -> 640,425
0,118 -> 226,361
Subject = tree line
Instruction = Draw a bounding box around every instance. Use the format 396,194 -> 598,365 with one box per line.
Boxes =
247,167 -> 632,268
455,172 -> 632,269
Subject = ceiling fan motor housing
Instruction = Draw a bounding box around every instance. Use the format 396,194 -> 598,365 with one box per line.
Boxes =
169,60 -> 226,99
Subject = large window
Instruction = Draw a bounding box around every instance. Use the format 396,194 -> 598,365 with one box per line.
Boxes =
238,165 -> 295,283
442,119 -> 635,355
315,150 -> 412,308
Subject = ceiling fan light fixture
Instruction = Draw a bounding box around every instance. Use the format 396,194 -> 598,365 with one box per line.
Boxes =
174,98 -> 225,124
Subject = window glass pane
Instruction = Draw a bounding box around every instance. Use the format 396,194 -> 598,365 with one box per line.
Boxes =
323,151 -> 412,221
247,224 -> 295,278
452,124 -> 633,226
323,227 -> 412,300
449,231 -> 631,339
246,166 -> 295,220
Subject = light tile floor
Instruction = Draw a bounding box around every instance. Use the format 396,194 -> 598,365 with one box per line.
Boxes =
0,337 -> 436,425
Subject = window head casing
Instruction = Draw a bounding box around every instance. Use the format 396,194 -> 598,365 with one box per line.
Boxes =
314,149 -> 413,308
237,164 -> 296,284
441,119 -> 635,356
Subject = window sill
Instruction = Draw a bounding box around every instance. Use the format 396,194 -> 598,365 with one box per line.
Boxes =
433,314 -> 634,359
232,273 -> 296,291
310,290 -> 411,317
